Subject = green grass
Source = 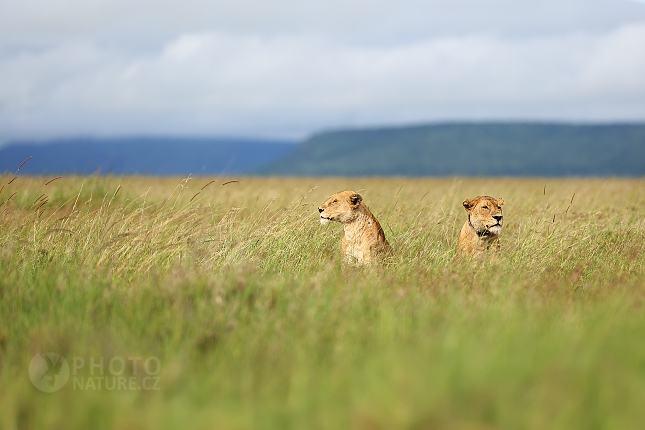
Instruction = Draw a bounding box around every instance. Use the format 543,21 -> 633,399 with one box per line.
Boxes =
1,175 -> 644,429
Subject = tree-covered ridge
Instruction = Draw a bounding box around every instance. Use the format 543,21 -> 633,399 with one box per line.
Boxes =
256,123 -> 645,176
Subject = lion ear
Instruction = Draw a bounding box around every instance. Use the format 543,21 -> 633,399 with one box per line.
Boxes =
497,198 -> 505,206
462,199 -> 474,212
349,193 -> 363,207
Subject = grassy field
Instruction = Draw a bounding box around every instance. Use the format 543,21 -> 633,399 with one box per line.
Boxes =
1,174 -> 644,429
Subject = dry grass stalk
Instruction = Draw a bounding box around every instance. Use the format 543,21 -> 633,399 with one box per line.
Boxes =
34,193 -> 46,204
35,200 -> 48,212
45,176 -> 62,186
17,156 -> 32,170
201,180 -> 216,190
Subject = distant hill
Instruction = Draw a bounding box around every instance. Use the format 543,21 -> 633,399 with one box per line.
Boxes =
255,123 -> 645,176
3,124 -> 644,177
0,137 -> 296,175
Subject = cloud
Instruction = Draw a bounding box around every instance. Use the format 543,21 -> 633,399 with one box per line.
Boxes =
3,0 -> 645,48
0,0 -> 645,141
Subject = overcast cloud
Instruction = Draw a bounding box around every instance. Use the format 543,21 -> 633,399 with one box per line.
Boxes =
1,0 -> 645,142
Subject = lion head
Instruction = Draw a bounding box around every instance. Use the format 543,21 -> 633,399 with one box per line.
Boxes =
462,196 -> 505,236
318,191 -> 363,225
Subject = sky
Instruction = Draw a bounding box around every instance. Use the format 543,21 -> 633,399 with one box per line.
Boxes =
1,0 -> 645,143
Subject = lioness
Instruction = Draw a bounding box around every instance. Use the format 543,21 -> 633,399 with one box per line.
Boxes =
457,196 -> 505,258
318,190 -> 391,265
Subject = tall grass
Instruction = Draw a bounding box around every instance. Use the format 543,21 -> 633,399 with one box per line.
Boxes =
1,174 -> 644,429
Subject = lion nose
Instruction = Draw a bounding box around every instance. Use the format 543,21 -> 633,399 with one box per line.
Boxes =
318,208 -> 324,213
493,215 -> 503,222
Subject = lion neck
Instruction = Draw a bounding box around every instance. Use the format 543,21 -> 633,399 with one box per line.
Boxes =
342,204 -> 376,240
462,217 -> 499,252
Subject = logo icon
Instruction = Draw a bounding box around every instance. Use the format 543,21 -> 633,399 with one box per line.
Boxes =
29,352 -> 70,392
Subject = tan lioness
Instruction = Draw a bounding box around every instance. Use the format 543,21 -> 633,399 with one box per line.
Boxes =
457,196 -> 505,258
318,190 -> 391,265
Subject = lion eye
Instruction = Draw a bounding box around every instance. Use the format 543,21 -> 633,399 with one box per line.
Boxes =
482,206 -> 489,210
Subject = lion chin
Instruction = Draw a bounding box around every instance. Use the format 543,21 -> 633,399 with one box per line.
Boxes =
320,217 -> 329,225
487,225 -> 502,235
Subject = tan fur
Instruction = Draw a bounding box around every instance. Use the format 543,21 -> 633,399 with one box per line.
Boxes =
457,196 -> 505,258
318,190 -> 391,265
